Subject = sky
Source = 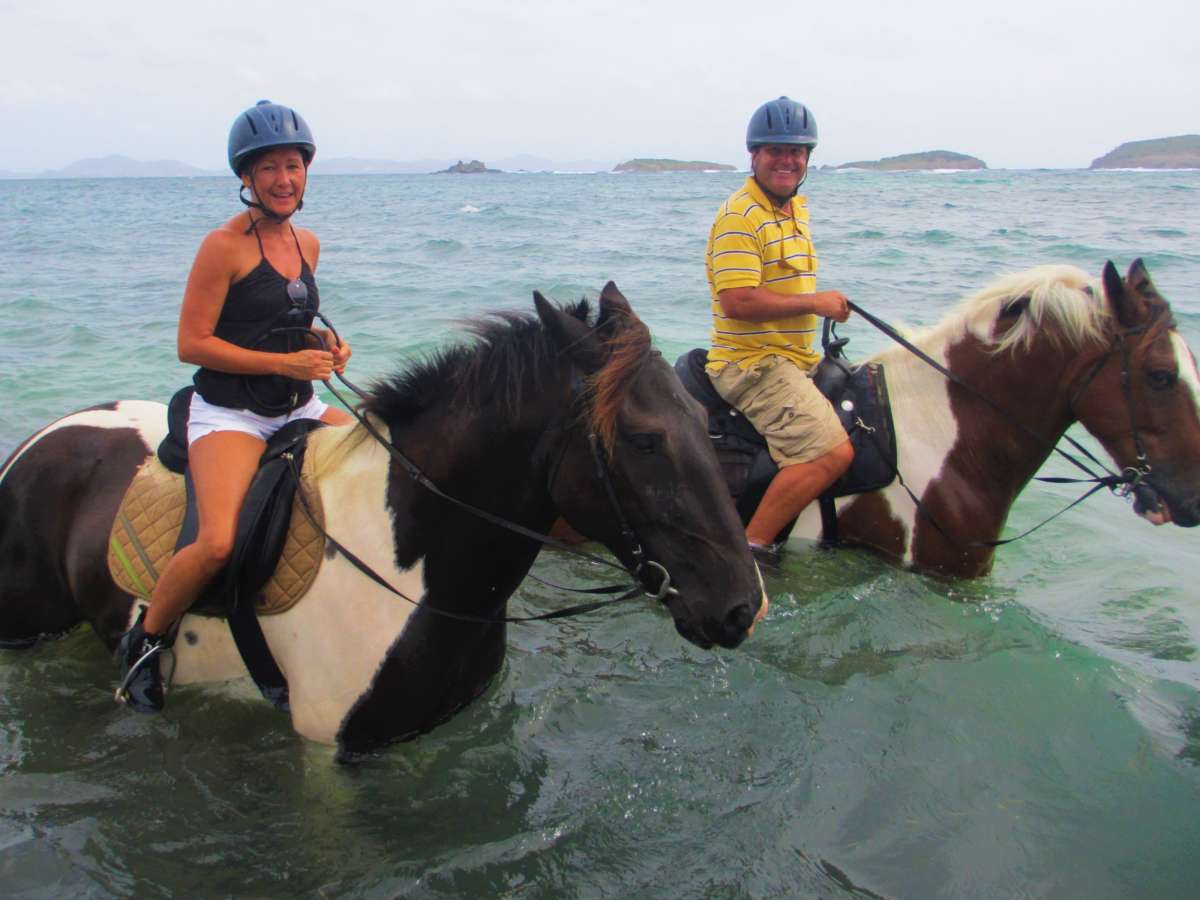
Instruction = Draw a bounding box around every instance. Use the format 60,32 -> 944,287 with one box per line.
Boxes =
2,0 -> 1197,173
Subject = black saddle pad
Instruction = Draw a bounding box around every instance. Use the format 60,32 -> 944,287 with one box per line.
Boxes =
674,349 -> 897,504
158,386 -> 324,615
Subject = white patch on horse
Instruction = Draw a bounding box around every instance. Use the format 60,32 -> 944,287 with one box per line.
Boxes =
260,424 -> 425,745
792,329 -> 959,564
1172,332 -> 1200,421
121,603 -> 250,685
0,400 -> 165,484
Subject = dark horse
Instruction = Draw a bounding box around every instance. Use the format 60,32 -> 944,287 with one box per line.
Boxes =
694,260 -> 1200,577
0,285 -> 765,754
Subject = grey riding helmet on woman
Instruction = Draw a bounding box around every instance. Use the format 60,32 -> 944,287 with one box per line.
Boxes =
228,100 -> 317,218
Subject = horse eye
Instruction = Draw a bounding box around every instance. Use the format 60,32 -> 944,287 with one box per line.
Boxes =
1148,370 -> 1176,390
628,433 -> 662,455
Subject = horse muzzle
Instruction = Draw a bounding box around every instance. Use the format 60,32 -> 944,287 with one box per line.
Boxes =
663,585 -> 767,650
1133,482 -> 1200,527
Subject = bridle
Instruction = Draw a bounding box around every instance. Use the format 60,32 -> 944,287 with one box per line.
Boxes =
287,325 -> 679,627
1066,315 -> 1168,502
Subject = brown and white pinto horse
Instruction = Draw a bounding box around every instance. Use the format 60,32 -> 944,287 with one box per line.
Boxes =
0,286 -> 765,755
791,259 -> 1200,576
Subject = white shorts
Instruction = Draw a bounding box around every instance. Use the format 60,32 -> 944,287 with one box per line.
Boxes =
187,393 -> 329,445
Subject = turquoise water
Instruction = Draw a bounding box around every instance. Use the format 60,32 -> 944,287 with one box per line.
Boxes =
1,170 -> 1199,897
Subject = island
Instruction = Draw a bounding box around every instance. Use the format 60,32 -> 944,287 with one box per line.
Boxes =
435,159 -> 501,174
1090,135 -> 1200,170
832,150 -> 986,172
614,158 -> 736,173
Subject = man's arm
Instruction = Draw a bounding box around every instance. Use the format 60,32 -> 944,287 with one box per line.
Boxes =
718,285 -> 850,323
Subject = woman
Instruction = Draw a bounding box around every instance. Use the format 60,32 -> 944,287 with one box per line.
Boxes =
116,100 -> 353,713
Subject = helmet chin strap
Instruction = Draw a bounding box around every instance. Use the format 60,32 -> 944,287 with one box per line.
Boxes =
239,185 -> 304,226
750,148 -> 811,205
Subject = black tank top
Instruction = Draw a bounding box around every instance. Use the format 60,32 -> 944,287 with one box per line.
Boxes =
192,222 -> 320,415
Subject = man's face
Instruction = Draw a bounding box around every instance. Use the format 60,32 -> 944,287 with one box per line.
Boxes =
751,143 -> 811,198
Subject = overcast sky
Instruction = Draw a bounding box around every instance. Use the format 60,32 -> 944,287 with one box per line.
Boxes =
2,0 -> 1196,172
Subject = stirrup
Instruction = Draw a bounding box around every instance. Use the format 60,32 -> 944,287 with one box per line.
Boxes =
114,640 -> 166,705
114,611 -> 172,713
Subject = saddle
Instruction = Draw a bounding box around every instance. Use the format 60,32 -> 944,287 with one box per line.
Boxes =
674,343 -> 897,543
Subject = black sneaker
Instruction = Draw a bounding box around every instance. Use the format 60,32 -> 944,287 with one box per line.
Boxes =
115,610 -> 169,714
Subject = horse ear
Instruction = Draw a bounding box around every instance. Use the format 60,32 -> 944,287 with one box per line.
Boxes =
1103,260 -> 1143,329
533,290 -> 607,373
1126,258 -> 1162,301
596,281 -> 633,337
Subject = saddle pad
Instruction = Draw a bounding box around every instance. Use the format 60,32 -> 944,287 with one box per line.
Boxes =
107,455 -> 326,615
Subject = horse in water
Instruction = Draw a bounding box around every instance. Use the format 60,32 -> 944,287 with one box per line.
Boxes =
795,259 -> 1200,575
0,284 -> 765,755
689,259 -> 1200,577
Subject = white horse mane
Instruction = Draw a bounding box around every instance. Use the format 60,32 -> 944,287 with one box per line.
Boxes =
870,264 -> 1110,367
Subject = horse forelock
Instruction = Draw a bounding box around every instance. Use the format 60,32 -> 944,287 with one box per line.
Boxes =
587,309 -> 653,453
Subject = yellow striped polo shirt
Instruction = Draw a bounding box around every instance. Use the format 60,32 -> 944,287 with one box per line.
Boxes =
706,176 -> 820,372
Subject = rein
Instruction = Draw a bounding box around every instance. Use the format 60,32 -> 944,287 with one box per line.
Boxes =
831,301 -> 1153,548
289,324 -> 677,627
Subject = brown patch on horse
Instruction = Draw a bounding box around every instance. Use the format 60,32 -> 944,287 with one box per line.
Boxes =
837,492 -> 907,559
919,327 -> 1084,577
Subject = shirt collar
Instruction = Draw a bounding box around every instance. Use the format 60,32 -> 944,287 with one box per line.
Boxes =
743,176 -> 806,218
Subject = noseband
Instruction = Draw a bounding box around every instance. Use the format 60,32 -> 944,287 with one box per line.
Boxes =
1068,321 -> 1158,498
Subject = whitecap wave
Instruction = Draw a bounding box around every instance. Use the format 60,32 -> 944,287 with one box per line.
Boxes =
459,204 -> 482,213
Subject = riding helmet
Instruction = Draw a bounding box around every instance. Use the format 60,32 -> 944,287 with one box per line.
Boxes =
746,97 -> 818,151
227,100 -> 316,176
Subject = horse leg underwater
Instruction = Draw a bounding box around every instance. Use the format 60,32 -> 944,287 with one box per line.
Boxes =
0,401 -> 162,647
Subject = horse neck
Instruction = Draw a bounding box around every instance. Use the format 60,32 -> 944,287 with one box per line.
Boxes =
882,326 -> 1088,509
380,379 -> 571,582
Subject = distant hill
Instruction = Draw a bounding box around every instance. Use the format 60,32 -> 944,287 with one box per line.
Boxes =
1090,135 -> 1200,169
40,155 -> 218,178
435,159 -> 501,174
833,150 -> 986,172
614,158 -> 736,173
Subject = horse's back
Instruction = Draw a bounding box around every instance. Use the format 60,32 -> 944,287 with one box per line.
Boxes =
0,401 -> 165,646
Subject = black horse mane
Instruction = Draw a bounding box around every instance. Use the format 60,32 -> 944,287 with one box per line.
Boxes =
363,299 -> 593,426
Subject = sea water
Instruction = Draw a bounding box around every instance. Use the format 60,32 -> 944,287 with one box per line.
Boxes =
0,169 -> 1198,897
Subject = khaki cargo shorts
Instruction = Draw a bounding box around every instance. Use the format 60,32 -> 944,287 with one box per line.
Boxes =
709,355 -> 847,466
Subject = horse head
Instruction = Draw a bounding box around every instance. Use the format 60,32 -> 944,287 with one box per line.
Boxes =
1072,259 -> 1200,526
533,283 -> 766,649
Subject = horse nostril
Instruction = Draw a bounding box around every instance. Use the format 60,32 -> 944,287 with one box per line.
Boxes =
722,603 -> 756,639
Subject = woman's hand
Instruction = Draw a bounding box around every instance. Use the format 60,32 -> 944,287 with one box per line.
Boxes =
312,329 -> 352,374
279,349 -> 336,381
330,336 -> 352,374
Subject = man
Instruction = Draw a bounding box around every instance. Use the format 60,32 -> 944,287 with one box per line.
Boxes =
706,96 -> 854,558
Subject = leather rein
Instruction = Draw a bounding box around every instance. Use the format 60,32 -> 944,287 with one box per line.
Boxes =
830,300 -> 1159,549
